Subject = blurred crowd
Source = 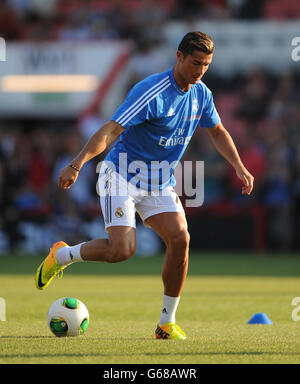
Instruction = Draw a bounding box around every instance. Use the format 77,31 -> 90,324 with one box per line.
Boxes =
1,0 -> 300,45
191,68 -> 300,252
0,0 -> 300,253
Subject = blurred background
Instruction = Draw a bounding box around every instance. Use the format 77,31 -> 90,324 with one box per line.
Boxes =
0,0 -> 299,256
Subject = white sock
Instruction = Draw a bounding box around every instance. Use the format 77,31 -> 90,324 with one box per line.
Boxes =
159,295 -> 180,325
56,243 -> 85,267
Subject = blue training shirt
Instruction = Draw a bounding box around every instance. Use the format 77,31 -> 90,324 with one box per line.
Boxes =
105,67 -> 220,191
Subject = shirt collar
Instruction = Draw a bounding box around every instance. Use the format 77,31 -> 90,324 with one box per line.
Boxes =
169,67 -> 192,96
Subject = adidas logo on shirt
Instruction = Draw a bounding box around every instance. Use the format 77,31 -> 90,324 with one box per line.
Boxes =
167,107 -> 175,117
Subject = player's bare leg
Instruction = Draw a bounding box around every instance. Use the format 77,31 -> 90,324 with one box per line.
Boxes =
145,212 -> 189,339
80,226 -> 136,263
35,226 -> 136,289
145,212 -> 190,297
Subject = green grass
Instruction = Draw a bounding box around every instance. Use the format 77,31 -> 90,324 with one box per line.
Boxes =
1,252 -> 300,364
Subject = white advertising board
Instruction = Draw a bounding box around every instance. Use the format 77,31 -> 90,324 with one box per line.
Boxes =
0,41 -> 131,118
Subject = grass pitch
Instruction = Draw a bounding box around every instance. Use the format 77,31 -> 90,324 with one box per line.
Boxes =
1,252 -> 300,364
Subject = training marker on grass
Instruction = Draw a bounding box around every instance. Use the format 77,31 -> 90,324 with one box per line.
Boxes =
247,313 -> 272,324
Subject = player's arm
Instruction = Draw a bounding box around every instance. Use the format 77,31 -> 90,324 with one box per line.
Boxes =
205,122 -> 254,195
59,121 -> 124,189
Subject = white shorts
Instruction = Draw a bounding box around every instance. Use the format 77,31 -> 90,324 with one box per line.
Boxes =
98,163 -> 185,230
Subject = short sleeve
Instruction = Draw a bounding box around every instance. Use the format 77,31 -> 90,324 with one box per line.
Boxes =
111,81 -> 153,129
199,90 -> 220,128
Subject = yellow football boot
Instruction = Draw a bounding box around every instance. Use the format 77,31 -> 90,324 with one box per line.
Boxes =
155,322 -> 186,340
35,241 -> 68,290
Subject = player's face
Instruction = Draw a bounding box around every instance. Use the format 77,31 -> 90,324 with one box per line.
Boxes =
176,50 -> 213,85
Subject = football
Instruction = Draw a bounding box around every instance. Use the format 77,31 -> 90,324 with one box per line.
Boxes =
47,297 -> 89,337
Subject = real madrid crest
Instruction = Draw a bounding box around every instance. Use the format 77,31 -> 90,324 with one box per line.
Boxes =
115,207 -> 124,218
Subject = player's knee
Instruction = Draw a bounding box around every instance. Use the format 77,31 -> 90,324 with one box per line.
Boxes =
168,229 -> 190,250
109,242 -> 135,263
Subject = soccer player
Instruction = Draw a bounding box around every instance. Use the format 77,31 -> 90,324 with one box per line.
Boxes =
35,32 -> 254,339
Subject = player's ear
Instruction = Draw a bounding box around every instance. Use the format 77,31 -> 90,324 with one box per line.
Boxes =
176,50 -> 184,63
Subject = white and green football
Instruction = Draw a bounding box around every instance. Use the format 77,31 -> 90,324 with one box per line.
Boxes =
47,297 -> 89,337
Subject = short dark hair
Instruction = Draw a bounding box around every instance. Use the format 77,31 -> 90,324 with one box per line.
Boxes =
178,31 -> 214,56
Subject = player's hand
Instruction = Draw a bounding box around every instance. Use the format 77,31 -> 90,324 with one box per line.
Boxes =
58,165 -> 79,189
235,166 -> 254,195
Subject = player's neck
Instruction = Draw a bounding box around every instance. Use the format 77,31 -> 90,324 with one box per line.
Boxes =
173,66 -> 191,93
